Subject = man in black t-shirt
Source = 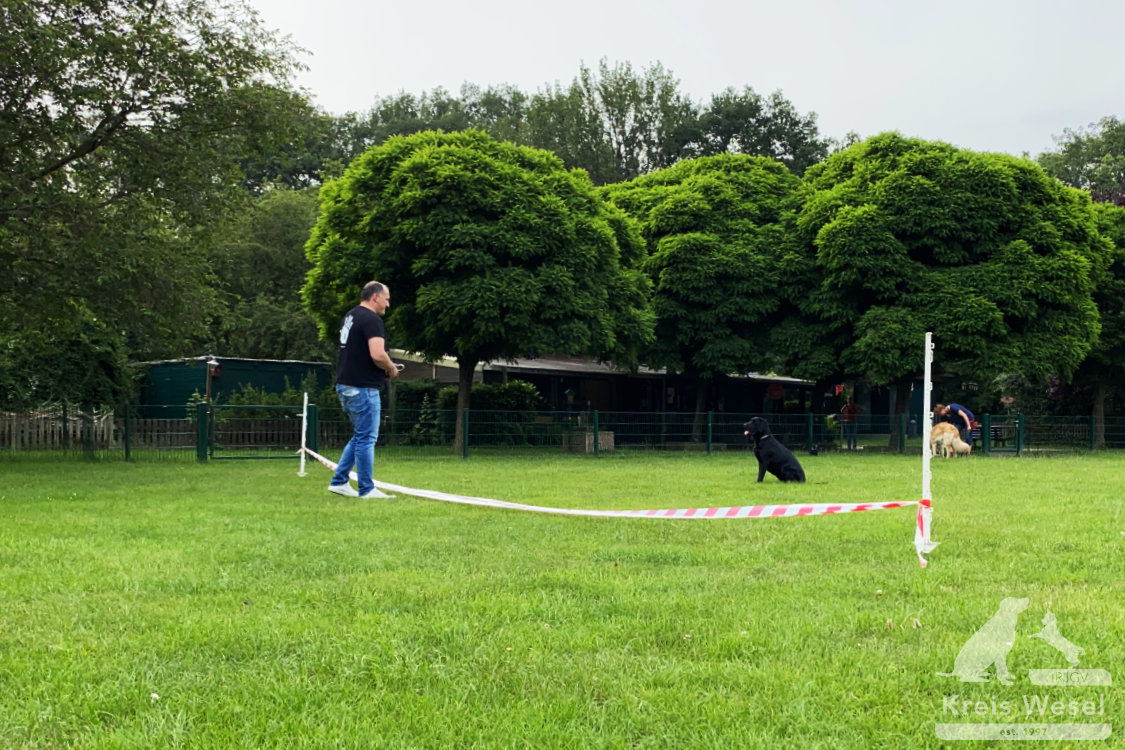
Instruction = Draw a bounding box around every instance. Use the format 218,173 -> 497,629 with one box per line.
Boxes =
329,281 -> 400,498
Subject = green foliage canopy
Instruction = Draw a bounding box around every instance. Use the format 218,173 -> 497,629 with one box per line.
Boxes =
1089,204 -> 1125,370
603,154 -> 805,382
1038,116 -> 1125,206
0,0 -> 302,408
797,133 -> 1112,386
1068,203 -> 1125,426
303,129 -> 654,405
207,188 -> 329,361
694,87 -> 830,176
344,60 -> 829,187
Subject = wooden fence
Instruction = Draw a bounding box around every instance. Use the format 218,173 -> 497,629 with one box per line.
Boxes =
0,411 -> 203,450
0,410 -> 116,450
131,419 -> 196,448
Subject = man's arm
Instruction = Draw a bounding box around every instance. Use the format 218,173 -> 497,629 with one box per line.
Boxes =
367,336 -> 399,379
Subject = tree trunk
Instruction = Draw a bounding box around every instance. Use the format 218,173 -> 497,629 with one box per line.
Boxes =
887,377 -> 912,449
1093,382 -> 1107,450
691,379 -> 709,443
453,358 -> 478,454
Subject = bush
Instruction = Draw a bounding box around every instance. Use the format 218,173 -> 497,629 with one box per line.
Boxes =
187,372 -> 343,421
434,380 -> 543,411
393,378 -> 443,413
421,380 -> 544,446
405,394 -> 446,446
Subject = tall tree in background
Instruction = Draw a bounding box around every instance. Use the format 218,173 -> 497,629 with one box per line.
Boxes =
460,83 -> 531,145
797,133 -> 1112,445
1039,116 -> 1125,205
1068,204 -> 1125,444
528,60 -> 697,184
695,87 -> 830,175
604,154 -> 805,438
0,0 -> 302,408
362,88 -> 470,143
303,130 -> 654,451
237,104 -> 376,191
527,81 -> 618,184
263,84 -> 535,183
579,60 -> 699,181
280,63 -> 829,189
1038,116 -> 1125,433
208,188 -> 330,361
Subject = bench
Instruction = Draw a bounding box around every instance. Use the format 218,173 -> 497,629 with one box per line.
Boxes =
969,424 -> 1012,447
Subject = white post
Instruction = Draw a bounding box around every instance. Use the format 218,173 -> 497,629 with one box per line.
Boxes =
914,332 -> 938,566
298,391 -> 308,477
922,332 -> 933,501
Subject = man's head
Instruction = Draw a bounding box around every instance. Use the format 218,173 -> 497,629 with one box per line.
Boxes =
933,403 -> 949,416
360,281 -> 391,315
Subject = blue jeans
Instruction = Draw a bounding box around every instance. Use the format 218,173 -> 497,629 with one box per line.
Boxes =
332,385 -> 381,495
844,421 -> 858,449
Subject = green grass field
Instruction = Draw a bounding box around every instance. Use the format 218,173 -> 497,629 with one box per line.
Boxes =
1,451 -> 1122,749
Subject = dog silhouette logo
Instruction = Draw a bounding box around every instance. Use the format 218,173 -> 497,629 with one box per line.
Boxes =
935,599 -> 1112,741
937,597 -> 1029,685
1029,610 -> 1085,668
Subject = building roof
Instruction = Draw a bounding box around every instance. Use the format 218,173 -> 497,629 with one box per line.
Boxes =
392,350 -> 811,384
133,355 -> 330,367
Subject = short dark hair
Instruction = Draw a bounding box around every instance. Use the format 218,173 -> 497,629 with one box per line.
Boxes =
361,281 -> 386,301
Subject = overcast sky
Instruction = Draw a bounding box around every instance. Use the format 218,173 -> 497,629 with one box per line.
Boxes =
246,0 -> 1124,158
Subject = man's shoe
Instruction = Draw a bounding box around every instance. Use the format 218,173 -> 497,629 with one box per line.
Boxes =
328,483 -> 359,497
359,488 -> 393,499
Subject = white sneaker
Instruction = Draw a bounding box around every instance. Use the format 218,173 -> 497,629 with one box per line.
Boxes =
328,483 -> 359,497
359,487 -> 393,499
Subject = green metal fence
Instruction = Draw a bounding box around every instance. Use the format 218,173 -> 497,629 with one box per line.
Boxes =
4,406 -> 1125,460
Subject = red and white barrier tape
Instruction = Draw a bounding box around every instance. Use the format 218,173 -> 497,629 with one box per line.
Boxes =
301,446 -> 929,521
914,498 -> 937,568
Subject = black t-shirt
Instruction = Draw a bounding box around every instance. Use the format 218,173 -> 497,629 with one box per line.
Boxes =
335,305 -> 387,388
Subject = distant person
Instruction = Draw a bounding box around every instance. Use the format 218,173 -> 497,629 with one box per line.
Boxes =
934,402 -> 975,446
329,281 -> 399,499
841,396 -> 862,450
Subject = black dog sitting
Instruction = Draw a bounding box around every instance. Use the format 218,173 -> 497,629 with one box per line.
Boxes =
743,416 -> 806,483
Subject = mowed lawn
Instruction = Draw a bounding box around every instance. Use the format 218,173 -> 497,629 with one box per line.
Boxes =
1,450 -> 1122,749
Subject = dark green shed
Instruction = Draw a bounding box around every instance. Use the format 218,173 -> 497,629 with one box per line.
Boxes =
136,356 -> 332,417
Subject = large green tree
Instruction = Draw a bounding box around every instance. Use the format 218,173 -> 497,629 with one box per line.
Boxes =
303,130 -> 654,449
796,133 -> 1112,444
0,0 -> 302,408
603,154 -> 806,436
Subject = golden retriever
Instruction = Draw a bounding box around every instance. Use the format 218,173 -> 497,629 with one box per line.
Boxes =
931,422 -> 971,458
